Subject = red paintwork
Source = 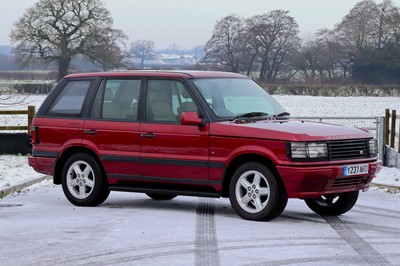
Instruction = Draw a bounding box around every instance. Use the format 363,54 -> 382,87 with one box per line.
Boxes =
207,120 -> 380,197
28,157 -> 55,176
140,123 -> 209,182
211,119 -> 372,142
276,161 -> 381,198
28,70 -> 381,199
30,116 -> 380,197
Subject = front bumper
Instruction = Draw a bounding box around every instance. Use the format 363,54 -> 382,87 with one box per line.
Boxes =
276,160 -> 382,198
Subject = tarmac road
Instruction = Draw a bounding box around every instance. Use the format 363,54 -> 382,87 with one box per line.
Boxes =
0,184 -> 399,266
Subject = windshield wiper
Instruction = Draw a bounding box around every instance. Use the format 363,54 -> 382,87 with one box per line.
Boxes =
231,112 -> 269,121
275,111 -> 290,117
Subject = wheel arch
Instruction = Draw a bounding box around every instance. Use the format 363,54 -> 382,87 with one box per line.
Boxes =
54,147 -> 105,185
220,153 -> 286,198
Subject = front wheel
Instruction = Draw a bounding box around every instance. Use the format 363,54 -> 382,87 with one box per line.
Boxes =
304,191 -> 359,216
61,153 -> 110,206
229,162 -> 287,221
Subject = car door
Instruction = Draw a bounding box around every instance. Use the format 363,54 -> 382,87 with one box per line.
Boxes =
140,79 -> 210,186
83,78 -> 142,185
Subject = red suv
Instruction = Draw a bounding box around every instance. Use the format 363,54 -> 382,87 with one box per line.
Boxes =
28,70 -> 381,221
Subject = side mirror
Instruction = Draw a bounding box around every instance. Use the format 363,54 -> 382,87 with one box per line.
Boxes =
180,112 -> 203,126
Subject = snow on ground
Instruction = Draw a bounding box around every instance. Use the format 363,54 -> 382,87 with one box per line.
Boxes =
274,95 -> 400,117
374,166 -> 400,187
2,185 -> 398,265
0,155 -> 45,189
0,94 -> 400,191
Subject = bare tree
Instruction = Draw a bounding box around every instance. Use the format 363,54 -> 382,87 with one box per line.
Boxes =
316,29 -> 352,81
10,0 -> 127,81
84,27 -> 127,71
242,21 -> 261,76
387,7 -> 400,44
294,28 -> 362,84
203,14 -> 248,73
130,40 -> 155,69
202,1 -> 400,84
334,0 -> 400,84
247,10 -> 300,81
336,0 -> 379,54
377,0 -> 400,46
292,35 -> 320,83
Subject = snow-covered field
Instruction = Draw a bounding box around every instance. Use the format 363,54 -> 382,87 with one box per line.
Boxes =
274,95 -> 400,117
0,94 -> 399,191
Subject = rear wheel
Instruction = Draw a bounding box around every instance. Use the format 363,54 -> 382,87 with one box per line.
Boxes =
146,193 -> 177,200
61,153 -> 109,206
229,162 -> 287,221
304,191 -> 359,216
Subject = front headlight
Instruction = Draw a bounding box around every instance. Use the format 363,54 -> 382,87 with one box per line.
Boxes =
289,142 -> 328,160
368,138 -> 378,157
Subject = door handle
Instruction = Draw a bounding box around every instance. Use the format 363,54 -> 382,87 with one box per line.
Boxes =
141,132 -> 156,138
84,129 -> 98,135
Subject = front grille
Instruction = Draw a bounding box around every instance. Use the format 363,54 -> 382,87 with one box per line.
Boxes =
332,176 -> 367,187
327,139 -> 369,160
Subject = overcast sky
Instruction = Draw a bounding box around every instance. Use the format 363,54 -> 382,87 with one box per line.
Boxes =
0,0 -> 397,49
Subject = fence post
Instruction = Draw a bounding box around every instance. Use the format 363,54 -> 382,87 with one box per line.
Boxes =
27,105 -> 35,135
398,117 -> 400,153
390,109 -> 396,149
384,109 -> 390,145
377,116 -> 385,161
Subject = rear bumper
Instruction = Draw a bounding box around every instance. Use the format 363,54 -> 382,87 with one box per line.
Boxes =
28,156 -> 56,176
276,160 -> 382,198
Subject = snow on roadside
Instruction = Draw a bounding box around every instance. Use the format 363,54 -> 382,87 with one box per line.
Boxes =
0,155 -> 45,189
374,166 -> 400,187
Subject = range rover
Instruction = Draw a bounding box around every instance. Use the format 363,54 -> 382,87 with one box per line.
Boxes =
28,70 -> 381,221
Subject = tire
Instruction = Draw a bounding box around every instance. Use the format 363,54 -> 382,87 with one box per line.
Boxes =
229,162 -> 287,221
61,153 -> 110,206
304,191 -> 359,216
146,193 -> 177,200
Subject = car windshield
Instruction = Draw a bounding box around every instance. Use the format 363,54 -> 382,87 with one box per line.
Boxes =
191,78 -> 286,120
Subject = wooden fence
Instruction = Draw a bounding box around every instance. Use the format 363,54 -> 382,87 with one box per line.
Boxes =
0,106 -> 35,135
384,109 -> 400,153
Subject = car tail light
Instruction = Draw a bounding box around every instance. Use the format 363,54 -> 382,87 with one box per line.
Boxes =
31,126 -> 39,144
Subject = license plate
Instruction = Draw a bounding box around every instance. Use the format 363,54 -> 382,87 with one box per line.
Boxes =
344,164 -> 369,176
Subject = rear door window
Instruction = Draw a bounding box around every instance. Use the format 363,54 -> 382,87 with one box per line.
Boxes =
47,80 -> 92,116
91,79 -> 141,121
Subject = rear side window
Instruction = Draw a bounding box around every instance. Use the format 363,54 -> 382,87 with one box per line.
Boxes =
91,79 -> 141,121
47,80 -> 92,116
